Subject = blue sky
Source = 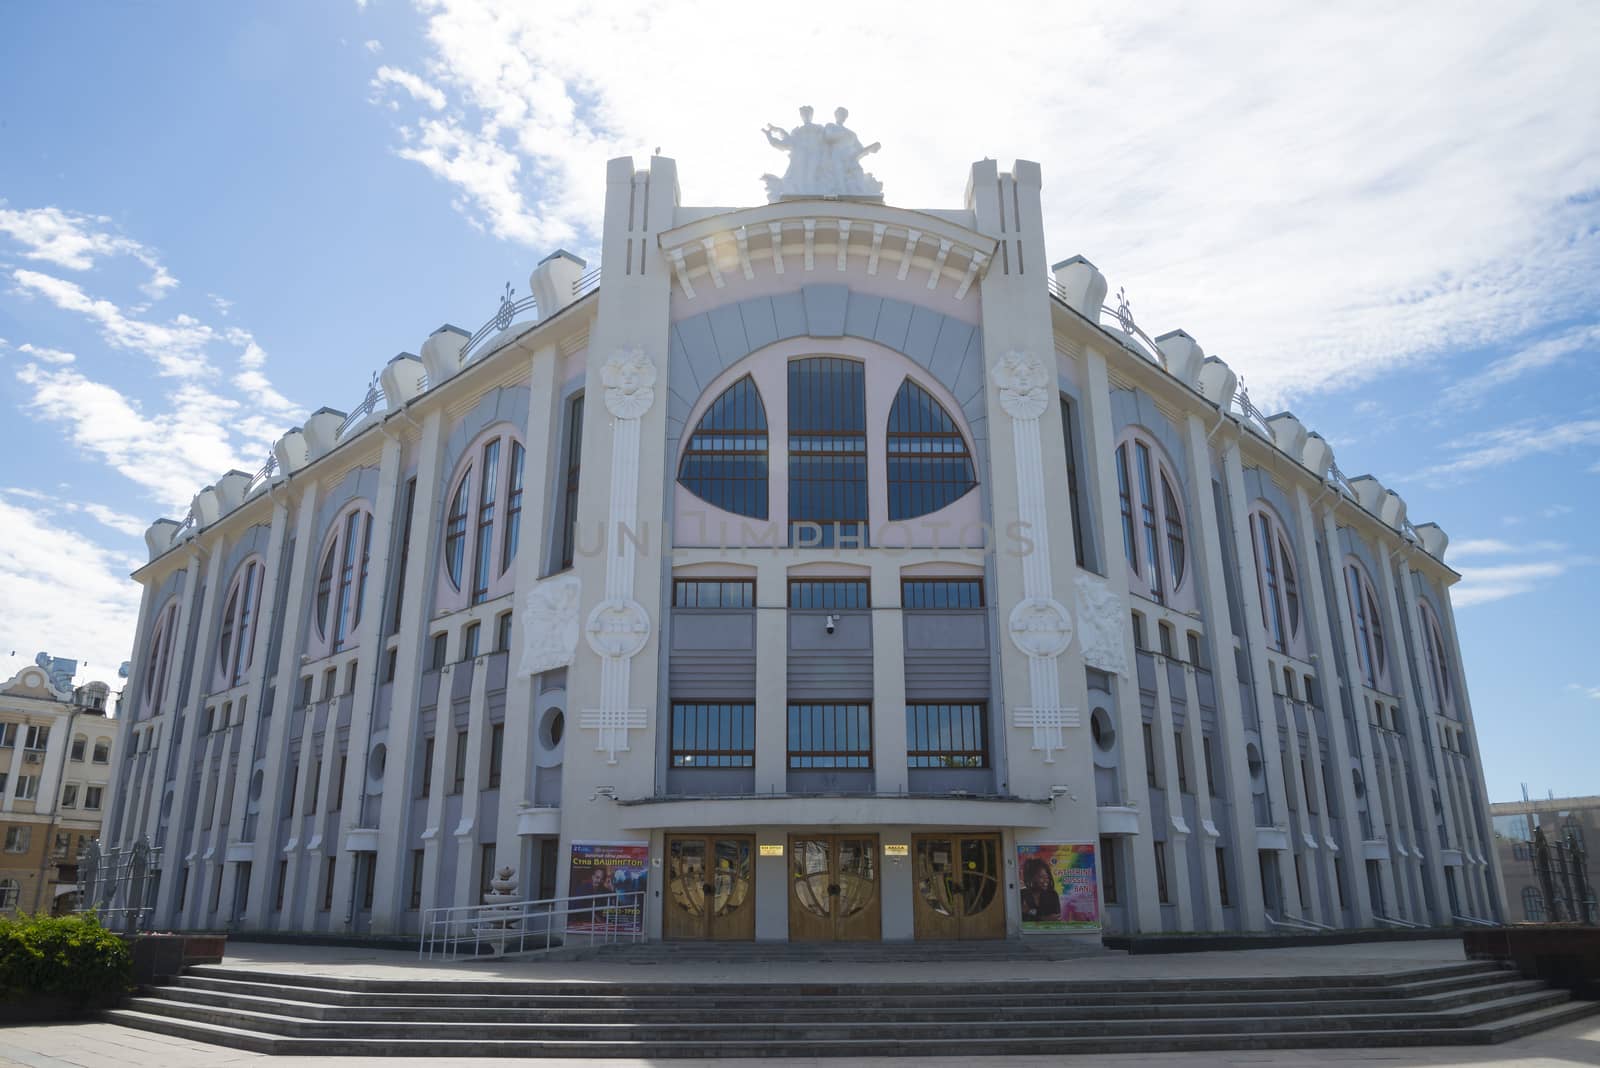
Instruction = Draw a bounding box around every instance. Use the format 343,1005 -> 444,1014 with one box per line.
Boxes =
0,2 -> 1595,803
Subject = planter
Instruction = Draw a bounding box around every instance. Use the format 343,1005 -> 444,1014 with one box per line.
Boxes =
123,933 -> 227,986
1463,925 -> 1600,996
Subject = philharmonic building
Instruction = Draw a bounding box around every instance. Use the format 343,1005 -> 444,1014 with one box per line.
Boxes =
103,116 -> 1504,942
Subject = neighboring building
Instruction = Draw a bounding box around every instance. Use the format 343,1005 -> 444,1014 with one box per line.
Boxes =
102,121 -> 1503,942
0,654 -> 116,915
1492,796 -> 1598,924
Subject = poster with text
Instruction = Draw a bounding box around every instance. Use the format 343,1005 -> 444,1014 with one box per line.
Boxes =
1016,842 -> 1100,931
567,841 -> 649,934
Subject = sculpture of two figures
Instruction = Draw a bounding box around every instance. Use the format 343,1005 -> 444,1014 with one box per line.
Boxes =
762,106 -> 883,202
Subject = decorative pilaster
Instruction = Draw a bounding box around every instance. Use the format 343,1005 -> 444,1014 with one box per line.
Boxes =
991,351 -> 1078,763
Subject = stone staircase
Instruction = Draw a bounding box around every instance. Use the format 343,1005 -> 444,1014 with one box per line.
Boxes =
105,959 -> 1599,1057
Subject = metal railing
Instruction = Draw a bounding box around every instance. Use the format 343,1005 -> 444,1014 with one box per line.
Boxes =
460,283 -> 539,365
1452,913 -> 1499,927
334,376 -> 387,441
75,838 -> 161,932
573,266 -> 602,298
1266,912 -> 1336,933
1373,912 -> 1426,929
418,890 -> 646,961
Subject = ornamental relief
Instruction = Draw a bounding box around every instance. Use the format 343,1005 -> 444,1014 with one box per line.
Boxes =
1007,596 -> 1074,659
584,597 -> 652,660
602,348 -> 657,419
990,349 -> 1050,420
518,573 -> 582,677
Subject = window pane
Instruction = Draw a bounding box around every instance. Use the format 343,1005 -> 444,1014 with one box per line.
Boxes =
679,376 -> 769,519
900,578 -> 983,609
672,579 -> 755,608
670,703 -> 756,767
886,378 -> 976,520
905,703 -> 988,767
787,702 -> 872,768
788,358 -> 867,546
787,579 -> 869,610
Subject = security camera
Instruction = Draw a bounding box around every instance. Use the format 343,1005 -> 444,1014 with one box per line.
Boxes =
824,614 -> 838,635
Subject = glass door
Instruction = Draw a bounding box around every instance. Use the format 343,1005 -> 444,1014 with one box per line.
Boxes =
665,835 -> 755,940
912,833 -> 1004,939
788,834 -> 880,941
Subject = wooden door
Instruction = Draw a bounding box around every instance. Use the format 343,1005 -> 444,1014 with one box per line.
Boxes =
666,835 -> 756,940
912,833 -> 1005,940
788,835 -> 880,941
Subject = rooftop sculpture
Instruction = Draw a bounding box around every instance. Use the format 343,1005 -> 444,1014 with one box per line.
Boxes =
761,105 -> 882,202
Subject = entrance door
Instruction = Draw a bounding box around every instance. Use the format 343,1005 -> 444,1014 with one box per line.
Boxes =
912,834 -> 1006,940
788,835 -> 881,941
664,835 -> 756,941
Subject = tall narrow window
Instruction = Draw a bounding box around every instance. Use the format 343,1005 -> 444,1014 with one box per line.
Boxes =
1345,560 -> 1387,690
1420,600 -> 1454,715
314,505 -> 373,652
1060,398 -> 1088,569
1115,431 -> 1186,603
886,378 -> 975,520
216,558 -> 263,687
502,442 -> 525,572
443,428 -> 525,601
1249,506 -> 1301,652
559,394 -> 585,570
788,357 -> 867,546
142,602 -> 179,716
390,477 -> 417,635
678,375 -> 768,518
472,438 -> 500,603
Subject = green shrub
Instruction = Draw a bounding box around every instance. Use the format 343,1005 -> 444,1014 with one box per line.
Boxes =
0,912 -> 133,1003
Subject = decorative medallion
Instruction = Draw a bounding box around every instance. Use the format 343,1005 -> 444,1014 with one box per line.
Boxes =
991,349 -> 1050,420
584,598 -> 652,660
601,348 -> 658,419
1008,596 -> 1074,659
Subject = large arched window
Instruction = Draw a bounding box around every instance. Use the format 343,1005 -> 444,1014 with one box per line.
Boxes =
216,557 -> 265,688
1344,559 -> 1388,691
1419,599 -> 1454,716
678,375 -> 768,518
141,601 -> 179,717
316,504 -> 373,652
886,378 -> 976,520
443,428 -> 526,604
788,357 -> 867,545
1114,430 -> 1187,603
1249,506 -> 1300,653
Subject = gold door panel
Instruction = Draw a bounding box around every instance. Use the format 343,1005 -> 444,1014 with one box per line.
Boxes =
788,834 -> 880,941
912,833 -> 1005,940
666,835 -> 755,940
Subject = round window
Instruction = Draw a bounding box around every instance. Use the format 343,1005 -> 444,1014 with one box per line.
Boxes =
1352,768 -> 1366,798
1246,743 -> 1264,788
540,708 -> 565,751
369,743 -> 387,781
1090,708 -> 1115,753
249,769 -> 264,801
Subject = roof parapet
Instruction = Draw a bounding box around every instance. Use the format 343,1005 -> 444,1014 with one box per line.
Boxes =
1050,256 -> 1107,318
530,250 -> 586,318
1266,412 -> 1309,460
301,408 -> 347,462
1196,356 -> 1237,408
1155,329 -> 1205,390
145,518 -> 180,560
1415,522 -> 1449,559
421,324 -> 469,386
382,352 -> 427,409
1300,432 -> 1334,479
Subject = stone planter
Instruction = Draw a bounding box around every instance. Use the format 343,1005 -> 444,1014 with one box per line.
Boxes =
1463,925 -> 1600,996
123,933 -> 227,986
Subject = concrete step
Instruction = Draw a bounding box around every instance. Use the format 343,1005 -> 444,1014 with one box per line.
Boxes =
153,977 -> 1550,1024
116,987 -> 1571,1042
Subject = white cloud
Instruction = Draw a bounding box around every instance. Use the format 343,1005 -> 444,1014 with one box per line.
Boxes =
1449,538 -> 1566,558
369,1 -> 1600,406
1566,683 -> 1600,701
365,39 -> 383,53
80,503 -> 149,539
17,342 -> 76,365
0,492 -> 142,689
1441,323 -> 1600,408
0,204 -> 177,299
1413,417 -> 1600,484
11,268 -> 215,377
1454,561 -> 1572,607
14,362 -> 272,510
372,65 -> 447,111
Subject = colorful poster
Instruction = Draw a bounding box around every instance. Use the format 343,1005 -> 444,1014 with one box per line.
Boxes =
1016,842 -> 1100,931
567,841 -> 650,933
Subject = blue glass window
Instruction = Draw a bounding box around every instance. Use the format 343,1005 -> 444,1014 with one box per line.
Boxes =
678,375 -> 768,518
886,378 -> 975,520
788,358 -> 867,546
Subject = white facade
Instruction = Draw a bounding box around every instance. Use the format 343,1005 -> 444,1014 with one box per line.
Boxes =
103,144 -> 1504,942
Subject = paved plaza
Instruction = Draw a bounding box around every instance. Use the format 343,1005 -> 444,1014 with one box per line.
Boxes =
4,940 -> 1598,1066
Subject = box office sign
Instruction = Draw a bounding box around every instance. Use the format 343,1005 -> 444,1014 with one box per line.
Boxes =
568,841 -> 649,934
1016,842 -> 1100,932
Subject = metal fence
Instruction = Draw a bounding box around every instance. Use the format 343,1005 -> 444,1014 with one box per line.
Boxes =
419,890 -> 646,960
75,837 -> 160,932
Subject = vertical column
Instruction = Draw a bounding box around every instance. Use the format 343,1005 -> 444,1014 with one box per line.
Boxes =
326,432 -> 405,924
1218,441 -> 1303,918
1279,713 -> 1325,921
1433,579 -> 1506,919
217,490 -> 293,922
245,479 -> 319,930
753,556 -> 789,794
102,581 -> 156,849
495,344 -> 561,881
450,663 -> 493,909
371,409 -> 446,932
1179,414 -> 1265,928
419,656 -> 457,915
1149,664 -> 1192,930
1082,349 -> 1160,931
1178,665 -> 1223,929
1299,714 -> 1342,922
1290,486 -> 1373,925
152,543 -> 223,925
1373,545 -> 1449,923
870,565 -> 908,794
